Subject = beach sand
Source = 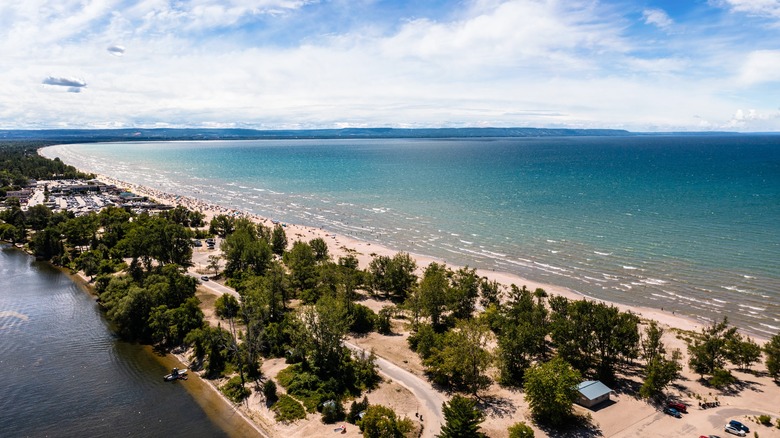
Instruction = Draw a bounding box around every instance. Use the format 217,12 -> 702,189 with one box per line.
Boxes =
92,173 -> 780,438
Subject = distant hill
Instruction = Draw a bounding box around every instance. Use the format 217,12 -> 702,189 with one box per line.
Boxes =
0,127 -> 637,142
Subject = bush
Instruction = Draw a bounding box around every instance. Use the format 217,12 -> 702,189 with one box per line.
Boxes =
709,368 -> 736,388
348,396 -> 369,424
757,414 -> 772,426
274,394 -> 306,422
321,399 -> 345,424
377,307 -> 393,335
407,323 -> 442,359
263,379 -> 278,404
220,375 -> 250,403
350,304 -> 377,333
359,404 -> 413,438
508,421 -> 535,438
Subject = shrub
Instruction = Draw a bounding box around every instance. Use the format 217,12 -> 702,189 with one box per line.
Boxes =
508,421 -> 535,438
377,307 -> 393,334
757,414 -> 772,426
407,323 -> 442,359
263,379 -> 278,404
350,304 -> 377,333
359,404 -> 413,438
274,394 -> 306,422
348,396 -> 369,424
220,375 -> 250,403
709,368 -> 736,389
321,399 -> 345,424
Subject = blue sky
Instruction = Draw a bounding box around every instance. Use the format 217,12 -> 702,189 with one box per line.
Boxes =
1,0 -> 779,131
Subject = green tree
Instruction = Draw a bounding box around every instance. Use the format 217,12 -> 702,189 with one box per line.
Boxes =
765,333 -> 780,381
727,334 -> 762,372
438,395 -> 486,438
638,321 -> 682,399
296,296 -> 352,377
207,254 -> 221,276
425,319 -> 493,396
271,224 -> 287,255
284,241 -> 317,299
418,262 -> 450,330
495,285 -> 548,386
30,227 -> 64,260
209,214 -> 235,237
449,267 -> 480,320
24,204 -> 52,231
523,357 -> 582,426
310,237 -> 329,262
215,293 -> 240,319
687,317 -> 739,378
369,252 -> 417,302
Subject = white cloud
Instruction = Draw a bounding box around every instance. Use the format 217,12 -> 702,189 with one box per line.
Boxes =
643,8 -> 673,29
737,50 -> 780,84
712,0 -> 780,18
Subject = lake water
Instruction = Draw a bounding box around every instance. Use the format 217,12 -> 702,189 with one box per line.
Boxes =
0,246 -> 244,437
42,135 -> 780,337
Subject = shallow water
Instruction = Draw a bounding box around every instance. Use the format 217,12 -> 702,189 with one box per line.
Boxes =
42,135 -> 780,336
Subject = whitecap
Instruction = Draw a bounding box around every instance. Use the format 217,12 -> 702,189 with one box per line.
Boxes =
624,266 -> 638,270
594,251 -> 612,256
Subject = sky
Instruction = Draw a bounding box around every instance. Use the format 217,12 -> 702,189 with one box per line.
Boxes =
1,0 -> 779,132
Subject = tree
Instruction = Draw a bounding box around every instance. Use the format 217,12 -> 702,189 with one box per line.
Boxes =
638,321 -> 682,399
727,334 -> 762,372
310,237 -> 329,262
495,285 -> 548,386
449,267 -> 480,320
369,252 -> 417,302
215,293 -> 240,319
284,241 -> 317,299
296,296 -> 352,377
438,395 -> 486,438
639,350 -> 682,399
523,357 -> 582,426
209,214 -> 235,237
30,227 -> 64,260
549,298 -> 639,382
425,319 -> 493,396
271,224 -> 287,255
687,317 -> 738,378
207,254 -> 221,276
765,333 -> 780,381
418,262 -> 450,330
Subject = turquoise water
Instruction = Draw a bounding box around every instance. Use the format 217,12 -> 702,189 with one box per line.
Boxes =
42,136 -> 780,336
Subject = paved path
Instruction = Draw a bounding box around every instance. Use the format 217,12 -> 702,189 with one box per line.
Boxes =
345,342 -> 446,438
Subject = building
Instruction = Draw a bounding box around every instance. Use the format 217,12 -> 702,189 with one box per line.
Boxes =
576,380 -> 613,408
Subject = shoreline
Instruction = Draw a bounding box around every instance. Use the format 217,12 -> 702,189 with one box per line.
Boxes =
88,171 -> 720,340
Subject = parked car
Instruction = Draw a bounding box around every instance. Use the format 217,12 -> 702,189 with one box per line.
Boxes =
200,276 -> 209,281
728,420 -> 749,433
663,407 -> 682,418
724,425 -> 746,437
699,435 -> 720,438
667,401 -> 687,413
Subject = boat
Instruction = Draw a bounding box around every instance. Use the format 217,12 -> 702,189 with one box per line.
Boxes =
163,368 -> 188,381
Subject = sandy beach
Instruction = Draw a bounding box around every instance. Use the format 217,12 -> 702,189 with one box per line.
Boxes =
90,173 -> 780,438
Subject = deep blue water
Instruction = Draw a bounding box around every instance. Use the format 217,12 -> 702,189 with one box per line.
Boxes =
43,135 -> 780,336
